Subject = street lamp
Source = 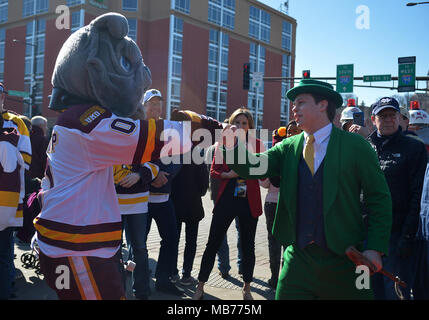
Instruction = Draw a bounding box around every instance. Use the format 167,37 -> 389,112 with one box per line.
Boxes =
406,2 -> 429,6
12,38 -> 37,117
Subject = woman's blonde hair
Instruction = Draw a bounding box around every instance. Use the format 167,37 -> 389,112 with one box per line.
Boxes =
228,108 -> 255,129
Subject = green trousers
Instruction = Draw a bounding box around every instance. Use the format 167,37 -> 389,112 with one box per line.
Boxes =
276,244 -> 374,300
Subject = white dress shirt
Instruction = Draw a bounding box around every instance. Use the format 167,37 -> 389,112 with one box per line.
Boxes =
303,123 -> 332,174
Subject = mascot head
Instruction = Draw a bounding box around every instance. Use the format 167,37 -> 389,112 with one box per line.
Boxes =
49,12 -> 151,117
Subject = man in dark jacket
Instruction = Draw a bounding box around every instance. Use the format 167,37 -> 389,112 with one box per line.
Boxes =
171,147 -> 209,285
368,97 -> 428,300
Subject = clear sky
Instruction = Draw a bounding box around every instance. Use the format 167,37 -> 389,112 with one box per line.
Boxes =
258,0 -> 429,107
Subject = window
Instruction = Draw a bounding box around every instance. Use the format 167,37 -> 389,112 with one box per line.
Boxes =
23,0 -> 48,17
35,0 -> 48,15
71,10 -> 84,34
208,66 -> 217,84
208,0 -> 235,30
174,16 -> 183,33
209,29 -> 219,45
208,4 -> 221,25
168,16 -> 184,116
172,57 -> 182,77
0,28 -> 4,81
247,42 -> 266,129
206,29 -> 229,121
67,0 -> 84,6
249,6 -> 270,43
122,0 -> 137,11
282,21 -> 292,51
174,0 -> 190,14
280,54 -> 291,124
127,18 -> 137,41
171,79 -> 181,100
173,35 -> 182,56
0,0 -> 7,23
222,10 -> 234,30
208,46 -> 218,64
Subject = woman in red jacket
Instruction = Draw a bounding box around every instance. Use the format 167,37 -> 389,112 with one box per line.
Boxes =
193,108 -> 265,300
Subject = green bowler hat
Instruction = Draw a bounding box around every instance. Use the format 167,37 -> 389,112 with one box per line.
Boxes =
286,79 -> 343,108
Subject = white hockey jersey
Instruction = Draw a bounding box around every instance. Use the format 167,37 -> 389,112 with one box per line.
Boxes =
0,128 -> 25,231
34,104 -> 191,258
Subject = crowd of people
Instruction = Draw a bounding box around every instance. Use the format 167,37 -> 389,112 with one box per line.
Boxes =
1,78 -> 429,300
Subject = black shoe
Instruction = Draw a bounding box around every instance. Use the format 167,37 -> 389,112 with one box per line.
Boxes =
135,294 -> 149,300
155,282 -> 185,296
219,271 -> 230,279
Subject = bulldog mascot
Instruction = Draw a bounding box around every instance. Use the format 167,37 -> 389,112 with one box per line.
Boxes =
34,13 -> 222,300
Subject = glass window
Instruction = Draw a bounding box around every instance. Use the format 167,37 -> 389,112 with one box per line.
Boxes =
71,11 -> 82,33
261,11 -> 270,25
0,28 -> 4,81
250,6 -> 259,21
122,0 -> 137,11
261,25 -> 270,43
207,86 -> 218,104
209,29 -> 219,45
174,0 -> 190,14
36,18 -> 45,34
221,33 -> 229,48
221,50 -> 228,67
35,56 -> 44,75
222,10 -> 234,30
0,1 -> 7,23
224,0 -> 235,10
36,0 -> 48,15
174,17 -> 183,34
67,0 -> 84,6
127,18 -> 137,41
172,57 -> 182,77
208,46 -> 218,64
23,0 -> 48,17
23,0 -> 33,17
36,36 -> 44,54
25,58 -> 32,76
220,69 -> 228,86
208,4 -> 221,25
173,35 -> 182,56
249,21 -> 258,39
208,66 -> 217,84
171,79 -> 181,100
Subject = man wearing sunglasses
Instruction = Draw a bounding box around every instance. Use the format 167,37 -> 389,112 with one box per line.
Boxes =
368,97 -> 427,300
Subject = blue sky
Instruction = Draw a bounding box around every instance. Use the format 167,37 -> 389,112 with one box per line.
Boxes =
259,0 -> 429,106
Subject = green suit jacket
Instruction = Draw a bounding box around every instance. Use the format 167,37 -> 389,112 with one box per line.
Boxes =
225,126 -> 392,256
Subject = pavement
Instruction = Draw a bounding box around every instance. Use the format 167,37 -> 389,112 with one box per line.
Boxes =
11,188 -> 276,300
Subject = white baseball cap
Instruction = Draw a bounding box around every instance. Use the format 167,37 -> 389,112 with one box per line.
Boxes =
143,89 -> 162,104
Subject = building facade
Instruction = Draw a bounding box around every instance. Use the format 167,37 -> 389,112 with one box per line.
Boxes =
0,0 -> 296,132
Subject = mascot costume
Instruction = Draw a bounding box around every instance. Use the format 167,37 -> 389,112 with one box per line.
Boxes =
33,12 -> 222,300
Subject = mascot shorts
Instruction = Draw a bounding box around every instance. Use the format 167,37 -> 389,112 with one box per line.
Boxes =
276,244 -> 374,300
39,249 -> 125,300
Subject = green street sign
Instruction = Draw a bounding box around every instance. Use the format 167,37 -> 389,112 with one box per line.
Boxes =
398,56 -> 416,92
336,64 -> 354,93
363,74 -> 392,82
7,90 -> 30,98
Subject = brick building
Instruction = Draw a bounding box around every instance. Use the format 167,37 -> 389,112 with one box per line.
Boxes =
0,0 -> 296,132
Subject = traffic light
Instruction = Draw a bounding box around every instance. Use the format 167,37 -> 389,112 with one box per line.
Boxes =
243,63 -> 250,90
302,70 -> 310,79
